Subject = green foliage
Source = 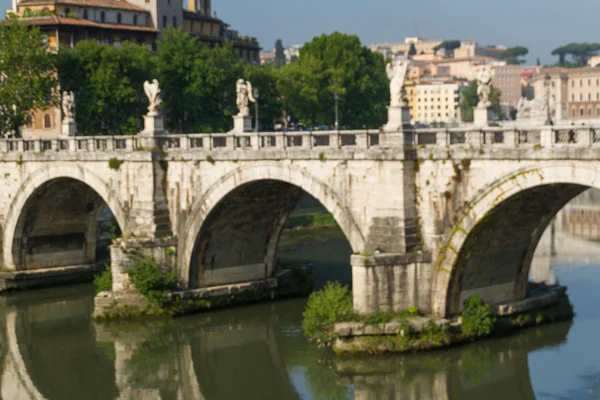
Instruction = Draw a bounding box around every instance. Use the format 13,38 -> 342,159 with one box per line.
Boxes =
318,152 -> 325,161
408,43 -> 417,56
302,282 -> 354,344
128,257 -> 177,306
156,27 -> 241,132
127,334 -> 174,385
0,21 -> 59,136
461,294 -> 496,337
362,312 -> 392,325
244,63 -> 283,127
57,40 -> 154,135
433,40 -> 461,55
21,8 -> 55,17
274,39 -> 286,69
108,157 -> 123,170
459,80 -> 502,122
205,155 -> 215,164
278,32 -> 387,128
165,247 -> 175,256
552,42 -> 600,66
501,46 -> 529,65
94,265 -> 113,293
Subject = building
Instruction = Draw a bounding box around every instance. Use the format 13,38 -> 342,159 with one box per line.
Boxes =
430,56 -> 498,81
588,55 -> 600,67
8,0 -> 260,137
9,0 -> 260,59
532,67 -> 600,121
413,80 -> 464,124
454,40 -> 505,60
370,37 -> 443,58
492,65 -> 522,115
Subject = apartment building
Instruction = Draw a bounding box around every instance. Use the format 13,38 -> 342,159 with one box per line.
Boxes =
413,81 -> 464,124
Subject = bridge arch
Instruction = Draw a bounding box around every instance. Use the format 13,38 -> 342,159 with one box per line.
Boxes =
3,164 -> 128,270
179,163 -> 365,288
432,163 -> 600,316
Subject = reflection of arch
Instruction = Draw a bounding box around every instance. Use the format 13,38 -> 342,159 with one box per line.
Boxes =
180,163 -> 365,287
3,164 -> 127,269
432,164 -> 600,316
2,312 -> 46,400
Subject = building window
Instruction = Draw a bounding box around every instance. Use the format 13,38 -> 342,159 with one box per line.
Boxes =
117,13 -> 122,24
580,80 -> 583,87
572,81 -> 575,87
589,93 -> 592,101
580,93 -> 583,101
100,11 -> 105,22
572,109 -> 576,117
64,7 -> 70,15
581,108 -> 584,116
43,114 -> 52,129
597,108 -> 600,116
163,15 -> 167,28
589,79 -> 592,85
133,14 -> 138,25
83,8 -> 88,19
173,16 -> 176,27
588,108 -> 593,116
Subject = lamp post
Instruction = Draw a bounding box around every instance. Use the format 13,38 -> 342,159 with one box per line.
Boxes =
253,88 -> 259,132
334,90 -> 339,131
544,73 -> 552,125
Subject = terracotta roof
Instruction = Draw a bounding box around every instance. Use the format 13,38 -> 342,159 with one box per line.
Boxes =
18,15 -> 158,32
18,0 -> 148,12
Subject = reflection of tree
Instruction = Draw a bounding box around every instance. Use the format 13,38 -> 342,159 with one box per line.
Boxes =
461,346 -> 495,385
304,355 -> 353,400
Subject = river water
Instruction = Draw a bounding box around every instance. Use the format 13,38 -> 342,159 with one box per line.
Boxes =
1,230 -> 600,399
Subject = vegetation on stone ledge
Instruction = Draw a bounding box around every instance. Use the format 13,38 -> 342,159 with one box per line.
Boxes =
93,265 -> 113,293
302,282 -> 353,345
128,257 -> 177,306
461,293 -> 497,337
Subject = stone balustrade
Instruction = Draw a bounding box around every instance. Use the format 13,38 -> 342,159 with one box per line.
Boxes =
3,125 -> 600,153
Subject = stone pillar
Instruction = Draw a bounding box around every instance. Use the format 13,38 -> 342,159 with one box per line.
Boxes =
138,114 -> 165,148
473,107 -> 493,127
232,115 -> 252,133
351,253 -> 433,315
540,127 -> 553,147
381,105 -> 411,147
61,117 -> 77,136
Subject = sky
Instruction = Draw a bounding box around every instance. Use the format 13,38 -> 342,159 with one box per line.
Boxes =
209,0 -> 599,65
3,0 -> 598,65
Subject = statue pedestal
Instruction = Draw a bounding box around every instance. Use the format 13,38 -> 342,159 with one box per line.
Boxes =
232,115 -> 252,133
140,114 -> 165,136
383,106 -> 411,132
61,119 -> 76,136
473,107 -> 494,127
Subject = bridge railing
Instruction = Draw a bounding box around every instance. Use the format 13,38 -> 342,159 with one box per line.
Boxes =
3,126 -> 600,153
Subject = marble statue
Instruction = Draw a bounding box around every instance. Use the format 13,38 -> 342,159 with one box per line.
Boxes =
143,79 -> 162,116
61,91 -> 75,120
386,59 -> 409,107
516,96 -> 549,120
476,66 -> 495,109
236,79 -> 257,117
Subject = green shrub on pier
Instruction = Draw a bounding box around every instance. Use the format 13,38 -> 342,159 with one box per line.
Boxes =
108,157 -> 124,170
128,257 -> 177,306
461,294 -> 496,337
94,265 -> 112,293
302,282 -> 353,345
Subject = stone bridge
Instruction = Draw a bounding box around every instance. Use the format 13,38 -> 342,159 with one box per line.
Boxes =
0,124 -> 598,317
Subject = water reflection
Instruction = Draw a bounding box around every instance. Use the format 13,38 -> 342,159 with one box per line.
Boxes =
0,282 -> 575,400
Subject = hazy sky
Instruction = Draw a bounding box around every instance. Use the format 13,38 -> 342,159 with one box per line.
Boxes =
4,0 -> 598,65
212,0 -> 598,65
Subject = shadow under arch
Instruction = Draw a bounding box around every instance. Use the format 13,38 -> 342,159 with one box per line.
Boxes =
3,164 -> 127,270
180,163 -> 365,288
432,163 -> 600,316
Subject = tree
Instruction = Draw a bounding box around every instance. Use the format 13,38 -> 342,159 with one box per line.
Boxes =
156,27 -> 242,132
552,43 -> 600,66
433,40 -> 461,56
500,46 -> 528,65
459,80 -> 501,122
278,32 -> 388,128
58,40 -> 154,135
536,57 -> 541,66
408,43 -> 417,56
0,21 -> 58,136
243,64 -> 282,129
274,39 -> 286,69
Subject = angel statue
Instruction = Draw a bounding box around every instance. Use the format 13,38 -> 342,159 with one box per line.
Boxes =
61,91 -> 75,121
143,79 -> 162,116
236,79 -> 257,117
476,66 -> 495,109
386,59 -> 409,107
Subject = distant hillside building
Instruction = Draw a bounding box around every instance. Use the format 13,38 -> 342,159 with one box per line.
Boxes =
413,80 -> 464,124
